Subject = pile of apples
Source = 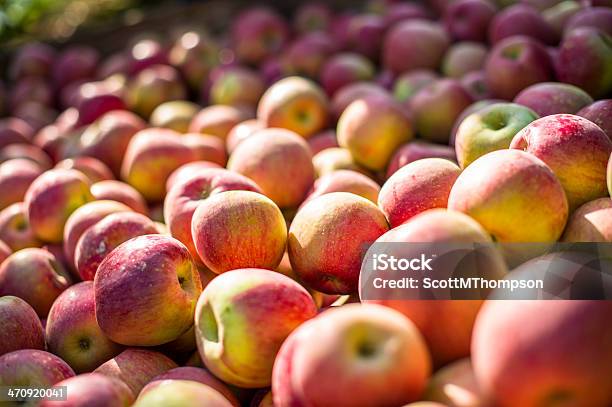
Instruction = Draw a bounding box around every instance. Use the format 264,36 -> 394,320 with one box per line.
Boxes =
0,0 -> 611,406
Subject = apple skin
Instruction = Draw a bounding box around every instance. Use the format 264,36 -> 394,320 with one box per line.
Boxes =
484,35 -> 554,100
383,2 -> 432,25
555,27 -> 612,98
126,38 -> 168,75
312,147 -> 371,178
383,19 -> 450,74
9,42 -> 56,80
194,268 -> 317,388
562,197 -> 612,242
307,129 -> 338,155
294,3 -> 333,33
209,66 -> 265,108
338,94 -> 414,171
0,143 -> 52,169
226,119 -> 265,153
90,180 -> 148,215
303,170 -> 380,205
191,190 -> 287,274
39,373 -> 135,407
379,159 -> 462,227
228,128 -> 315,208
0,158 -> 44,211
442,42 -> 488,79
343,14 -> 386,61
257,76 -> 329,139
609,153 -> 612,197
448,149 -> 569,242
472,300 -> 612,407
182,133 -> 228,168
444,0 -> 497,42
150,100 -> 200,133
565,6 -> 612,36
513,82 -> 594,117
120,128 -> 199,202
10,76 -> 54,111
455,102 -> 539,168
24,169 -> 94,243
126,64 -> 187,118
450,99 -> 505,146
231,7 -> 290,65
365,209 -> 506,367
0,117 -> 34,149
331,81 -> 389,120
164,168 -> 262,263
75,212 -> 159,281
410,79 -> 474,144
94,235 -> 202,346
319,52 -> 375,96
0,350 -> 75,390
387,141 -> 457,179
489,4 -> 558,44
424,358 -> 483,407
79,110 -> 146,177
577,99 -> 612,138
542,1 -> 582,36
133,380 -> 233,407
272,304 -> 431,407
141,367 -> 240,406
52,46 -> 98,90
94,348 -> 178,397
165,161 -> 223,191
189,105 -> 253,140
510,114 -> 612,210
0,248 -> 72,317
288,192 -> 389,294
46,282 -> 123,374
55,157 -> 115,184
0,202 -> 42,251
169,31 -> 220,91
392,70 -> 438,104
63,200 -> 133,271
0,296 -> 45,356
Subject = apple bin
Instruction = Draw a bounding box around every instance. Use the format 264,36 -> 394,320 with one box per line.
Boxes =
0,0 -> 611,406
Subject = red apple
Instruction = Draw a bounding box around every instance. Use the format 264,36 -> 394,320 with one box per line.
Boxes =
0,158 -> 44,211
55,157 -> 114,184
231,7 -> 290,65
331,81 -> 389,120
52,46 -> 99,90
563,197 -> 612,242
0,350 -> 74,388
189,105 -> 253,140
0,202 -> 42,251
577,99 -> 612,138
169,31 -> 220,91
489,4 -> 558,44
0,117 -> 34,149
90,180 -> 148,215
514,82 -> 594,116
304,170 -> 381,206
386,141 -> 457,178
39,373 -> 134,407
149,100 -> 200,133
0,296 -> 45,356
126,65 -> 187,118
444,0 -> 497,42
9,42 -> 56,80
165,161 -> 223,191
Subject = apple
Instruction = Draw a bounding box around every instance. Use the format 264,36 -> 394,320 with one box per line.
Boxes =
424,358 -> 483,407
191,190 -> 287,274
195,268 -> 317,388
455,102 -> 539,168
0,296 -> 44,356
450,99 -> 504,145
181,133 -> 228,167
39,373 -> 134,407
169,31 -> 220,91
55,157 -> 114,184
0,248 -> 72,317
565,7 -> 612,35
149,100 -> 200,133
319,53 -> 375,96
0,117 -> 34,148
0,203 -> 42,251
307,129 -> 338,155
577,99 -> 612,138
72,81 -> 127,127
543,1 -> 583,36
555,27 -> 612,98
272,304 -> 431,406
383,19 -> 450,74
484,35 -> 554,100
392,70 -> 438,104
294,3 -> 332,33
312,147 -> 371,177
331,81 -> 389,119
288,192 -> 389,294
343,14 -> 386,61
442,42 -> 488,79
120,128 -> 199,202
410,78 -> 474,143
141,367 -> 239,406
379,158 -> 462,227
0,239 -> 10,263
0,350 -> 74,388
231,7 -> 289,65
165,161 -> 223,191
126,65 -> 187,118
127,38 -> 168,75
46,282 -> 123,373
94,348 -> 178,396
609,153 -> 612,197
383,2 -> 432,26
562,197 -> 612,242
472,300 -> 612,406
209,66 -> 265,108
189,104 -> 253,139
24,169 -> 94,243
510,114 -> 612,210
0,143 -> 52,169
94,235 -> 201,346
489,4 -> 557,44
225,119 -> 265,153
228,128 -> 315,208
257,76 -> 329,139
448,149 -> 568,242
133,380 -> 233,407
387,141 -> 457,178
75,212 -> 159,281
338,93 -> 413,171
164,168 -> 261,263
10,76 -> 53,111
303,170 -> 380,205
444,0 -> 497,42
90,180 -> 148,215
0,159 -> 44,211
9,42 -> 56,80
514,82 -> 594,117
365,208 -> 507,367
52,46 -> 99,90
